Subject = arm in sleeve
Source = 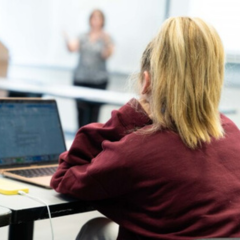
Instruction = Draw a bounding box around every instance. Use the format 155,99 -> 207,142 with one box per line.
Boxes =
51,135 -> 142,200
50,99 -> 151,197
101,33 -> 114,59
59,98 -> 150,165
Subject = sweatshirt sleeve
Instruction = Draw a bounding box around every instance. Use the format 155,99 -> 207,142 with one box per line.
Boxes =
50,99 -> 151,199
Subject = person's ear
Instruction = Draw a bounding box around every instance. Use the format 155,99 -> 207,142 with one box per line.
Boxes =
141,71 -> 151,94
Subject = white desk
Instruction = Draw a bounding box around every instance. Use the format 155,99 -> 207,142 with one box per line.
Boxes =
0,176 -> 94,240
0,78 -> 135,106
0,78 -> 237,114
0,206 -> 11,227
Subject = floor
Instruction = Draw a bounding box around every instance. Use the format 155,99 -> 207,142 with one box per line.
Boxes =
1,65 -> 240,239
0,211 -> 104,240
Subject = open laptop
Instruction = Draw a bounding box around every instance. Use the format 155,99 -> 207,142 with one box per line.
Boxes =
0,98 -> 66,188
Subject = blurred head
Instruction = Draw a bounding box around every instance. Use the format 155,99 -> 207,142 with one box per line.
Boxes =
89,9 -> 105,30
139,17 -> 225,149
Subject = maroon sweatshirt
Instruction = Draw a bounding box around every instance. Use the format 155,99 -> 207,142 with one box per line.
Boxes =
51,99 -> 240,239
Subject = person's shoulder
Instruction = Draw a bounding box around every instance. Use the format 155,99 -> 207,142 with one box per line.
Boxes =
221,113 -> 237,125
103,31 -> 111,36
221,113 -> 240,131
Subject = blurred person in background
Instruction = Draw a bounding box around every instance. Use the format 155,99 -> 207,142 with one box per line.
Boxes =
64,9 -> 114,128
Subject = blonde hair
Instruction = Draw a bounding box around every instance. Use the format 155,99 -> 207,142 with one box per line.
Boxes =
142,17 -> 225,149
136,41 -> 153,92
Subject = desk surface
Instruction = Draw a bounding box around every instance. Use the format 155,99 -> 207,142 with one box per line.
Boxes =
0,78 -> 135,106
0,176 -> 94,224
0,78 -> 237,114
0,206 -> 11,227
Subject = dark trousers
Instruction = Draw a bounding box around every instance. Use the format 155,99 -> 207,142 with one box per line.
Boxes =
74,80 -> 108,128
8,91 -> 42,98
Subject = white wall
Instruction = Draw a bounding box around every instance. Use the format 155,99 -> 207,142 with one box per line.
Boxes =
168,0 -> 191,17
0,0 -> 167,74
189,0 -> 240,56
1,0 -> 240,74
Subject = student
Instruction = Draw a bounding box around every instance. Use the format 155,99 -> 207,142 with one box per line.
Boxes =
51,17 -> 240,239
64,9 -> 114,128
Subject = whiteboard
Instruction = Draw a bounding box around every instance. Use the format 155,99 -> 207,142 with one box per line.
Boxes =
0,0 -> 166,73
189,0 -> 240,56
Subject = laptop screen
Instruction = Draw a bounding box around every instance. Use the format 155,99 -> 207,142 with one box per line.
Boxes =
0,99 -> 66,168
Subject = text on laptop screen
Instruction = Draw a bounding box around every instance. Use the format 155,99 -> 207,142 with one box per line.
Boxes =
0,100 -> 66,167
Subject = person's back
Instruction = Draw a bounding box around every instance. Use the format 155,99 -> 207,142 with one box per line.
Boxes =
51,17 -> 240,239
98,112 -> 240,239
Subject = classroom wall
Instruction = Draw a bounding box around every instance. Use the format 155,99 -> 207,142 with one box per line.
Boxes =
189,0 -> 240,57
168,0 -> 191,17
1,0 -> 239,75
0,0 -> 167,74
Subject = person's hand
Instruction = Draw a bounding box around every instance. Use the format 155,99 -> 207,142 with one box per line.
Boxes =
101,33 -> 114,59
62,31 -> 79,52
102,32 -> 111,44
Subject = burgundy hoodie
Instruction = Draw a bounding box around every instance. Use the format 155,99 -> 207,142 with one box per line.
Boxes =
51,99 -> 240,239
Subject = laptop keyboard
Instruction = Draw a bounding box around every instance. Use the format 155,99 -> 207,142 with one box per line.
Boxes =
7,166 -> 57,178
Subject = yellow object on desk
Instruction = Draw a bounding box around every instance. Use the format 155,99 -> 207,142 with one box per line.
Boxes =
0,178 -> 29,195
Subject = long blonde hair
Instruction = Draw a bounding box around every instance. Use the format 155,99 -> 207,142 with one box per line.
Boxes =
143,17 -> 225,149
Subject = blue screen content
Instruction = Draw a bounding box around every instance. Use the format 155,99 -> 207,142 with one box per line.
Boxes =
0,101 -> 66,166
